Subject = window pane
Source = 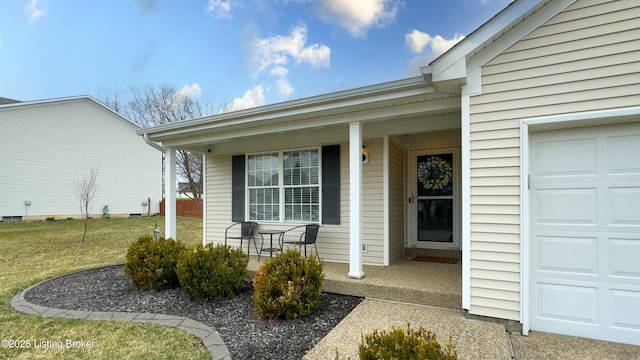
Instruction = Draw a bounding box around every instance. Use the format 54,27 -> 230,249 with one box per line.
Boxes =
284,168 -> 291,186
250,149 -> 319,223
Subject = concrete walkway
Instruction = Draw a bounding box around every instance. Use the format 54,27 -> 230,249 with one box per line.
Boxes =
304,298 -> 640,359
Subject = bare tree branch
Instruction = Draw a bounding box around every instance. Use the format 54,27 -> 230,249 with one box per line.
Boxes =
95,84 -> 215,200
74,167 -> 98,243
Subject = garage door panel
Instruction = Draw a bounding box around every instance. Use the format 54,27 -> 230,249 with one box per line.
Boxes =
537,235 -> 597,275
609,237 -> 640,279
610,289 -> 640,331
536,283 -> 599,324
607,187 -> 640,226
607,134 -> 640,175
534,138 -> 597,177
535,188 -> 598,225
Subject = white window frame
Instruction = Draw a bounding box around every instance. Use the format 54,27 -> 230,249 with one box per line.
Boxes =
246,147 -> 322,224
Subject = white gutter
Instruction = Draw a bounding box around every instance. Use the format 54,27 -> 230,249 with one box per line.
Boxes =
143,133 -> 165,153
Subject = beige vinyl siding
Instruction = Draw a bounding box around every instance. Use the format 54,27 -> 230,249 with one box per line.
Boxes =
0,99 -> 162,219
388,139 -> 405,264
362,138 -> 385,264
204,154 -> 233,246
204,139 -> 386,265
468,0 -> 640,321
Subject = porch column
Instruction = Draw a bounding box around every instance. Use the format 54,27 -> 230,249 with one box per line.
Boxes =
348,122 -> 365,279
165,146 -> 177,239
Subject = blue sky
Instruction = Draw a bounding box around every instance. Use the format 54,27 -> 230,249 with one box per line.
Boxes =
0,0 -> 512,113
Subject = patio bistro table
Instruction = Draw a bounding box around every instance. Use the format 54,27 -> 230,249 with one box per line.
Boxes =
258,230 -> 284,261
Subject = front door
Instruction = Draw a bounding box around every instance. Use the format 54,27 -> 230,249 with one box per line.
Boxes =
410,149 -> 459,249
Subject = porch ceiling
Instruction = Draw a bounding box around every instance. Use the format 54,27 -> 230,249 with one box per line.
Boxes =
138,76 -> 462,152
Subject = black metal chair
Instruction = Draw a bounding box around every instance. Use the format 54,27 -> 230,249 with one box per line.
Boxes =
224,222 -> 259,258
281,224 -> 320,261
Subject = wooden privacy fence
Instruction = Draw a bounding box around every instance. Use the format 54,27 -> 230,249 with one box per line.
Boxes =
160,199 -> 203,219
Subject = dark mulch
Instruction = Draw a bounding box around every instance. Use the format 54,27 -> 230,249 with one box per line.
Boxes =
24,265 -> 363,360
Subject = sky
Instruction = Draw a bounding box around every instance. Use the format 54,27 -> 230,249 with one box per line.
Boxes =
0,0 -> 512,114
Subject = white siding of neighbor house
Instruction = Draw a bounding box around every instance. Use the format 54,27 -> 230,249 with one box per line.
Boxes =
0,99 -> 162,220
204,138 -> 387,265
468,0 -> 640,320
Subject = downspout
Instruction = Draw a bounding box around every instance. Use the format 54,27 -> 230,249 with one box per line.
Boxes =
143,133 -> 166,219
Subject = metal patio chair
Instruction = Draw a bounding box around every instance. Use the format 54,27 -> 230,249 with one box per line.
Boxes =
281,223 -> 320,261
224,221 -> 259,258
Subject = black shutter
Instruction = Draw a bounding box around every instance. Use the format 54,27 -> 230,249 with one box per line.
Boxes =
322,145 -> 340,224
231,155 -> 245,222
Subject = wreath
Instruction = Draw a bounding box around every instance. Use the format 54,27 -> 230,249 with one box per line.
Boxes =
417,156 -> 452,190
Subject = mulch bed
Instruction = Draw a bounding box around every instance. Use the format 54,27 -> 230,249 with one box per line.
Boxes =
24,265 -> 363,359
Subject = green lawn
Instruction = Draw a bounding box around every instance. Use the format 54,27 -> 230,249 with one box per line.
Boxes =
0,217 -> 211,359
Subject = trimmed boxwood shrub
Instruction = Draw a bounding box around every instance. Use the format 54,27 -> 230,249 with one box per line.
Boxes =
358,324 -> 457,360
124,234 -> 186,291
252,248 -> 324,320
176,243 -> 247,301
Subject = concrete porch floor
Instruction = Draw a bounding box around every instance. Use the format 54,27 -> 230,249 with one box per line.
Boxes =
246,255 -> 462,309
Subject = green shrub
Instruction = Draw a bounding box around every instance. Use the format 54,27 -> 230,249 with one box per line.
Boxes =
176,243 -> 247,301
358,324 -> 457,360
124,234 -> 186,291
252,248 -> 324,320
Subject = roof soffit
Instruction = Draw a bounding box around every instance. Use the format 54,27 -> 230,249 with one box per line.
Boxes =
159,94 -> 461,148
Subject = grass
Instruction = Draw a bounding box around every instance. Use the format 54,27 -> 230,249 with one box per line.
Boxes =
0,217 -> 211,359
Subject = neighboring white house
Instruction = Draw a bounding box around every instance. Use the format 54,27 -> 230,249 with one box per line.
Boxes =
138,0 -> 640,346
0,96 -> 162,220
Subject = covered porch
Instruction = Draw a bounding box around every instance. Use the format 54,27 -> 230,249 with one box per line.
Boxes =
139,75 -> 466,285
247,254 -> 462,309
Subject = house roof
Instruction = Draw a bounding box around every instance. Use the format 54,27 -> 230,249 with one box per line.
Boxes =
0,97 -> 20,105
0,95 -> 141,129
139,0 -> 574,150
138,76 -> 458,149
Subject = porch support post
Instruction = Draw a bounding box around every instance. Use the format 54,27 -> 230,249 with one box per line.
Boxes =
165,146 -> 177,240
348,121 -> 365,279
461,67 -> 481,311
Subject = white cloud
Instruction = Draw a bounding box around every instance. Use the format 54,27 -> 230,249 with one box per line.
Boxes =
404,30 -> 464,58
405,29 -> 431,54
276,78 -> 294,97
246,24 -> 330,99
249,24 -> 330,78
205,0 -> 233,19
270,66 -> 289,77
25,0 -> 45,23
221,85 -> 265,113
430,34 -> 465,57
405,31 -> 465,76
177,83 -> 202,98
316,0 -> 401,38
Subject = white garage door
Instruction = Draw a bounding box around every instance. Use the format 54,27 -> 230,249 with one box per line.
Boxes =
530,121 -> 640,345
